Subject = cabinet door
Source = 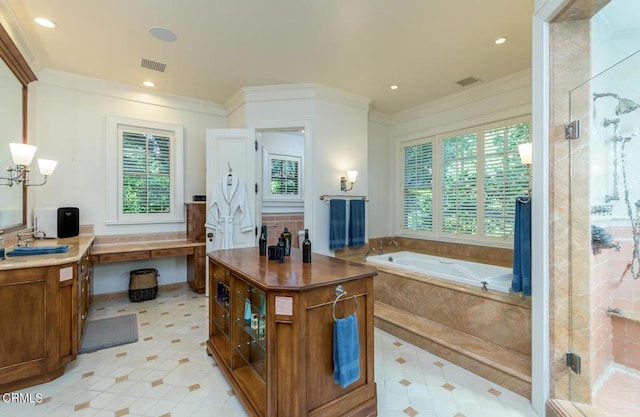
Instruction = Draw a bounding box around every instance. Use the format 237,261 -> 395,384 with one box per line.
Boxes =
209,260 -> 231,361
232,278 -> 266,382
0,268 -> 49,383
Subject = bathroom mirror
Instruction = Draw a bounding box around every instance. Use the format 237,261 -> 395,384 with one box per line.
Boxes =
0,21 -> 37,233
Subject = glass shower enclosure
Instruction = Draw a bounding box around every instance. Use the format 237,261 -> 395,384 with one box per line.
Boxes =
568,1 -> 640,412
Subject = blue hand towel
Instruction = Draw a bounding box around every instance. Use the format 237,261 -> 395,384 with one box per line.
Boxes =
333,313 -> 360,388
348,199 -> 366,247
7,244 -> 70,257
512,198 -> 531,296
329,199 -> 346,250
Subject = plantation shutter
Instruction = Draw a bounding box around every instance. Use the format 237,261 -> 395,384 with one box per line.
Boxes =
442,133 -> 478,235
270,156 -> 299,196
122,132 -> 171,214
403,141 -> 433,231
483,122 -> 530,238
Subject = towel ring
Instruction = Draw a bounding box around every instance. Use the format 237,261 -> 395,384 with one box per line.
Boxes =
332,285 -> 358,321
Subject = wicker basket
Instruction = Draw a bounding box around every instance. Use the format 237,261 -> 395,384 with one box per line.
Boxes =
129,268 -> 159,302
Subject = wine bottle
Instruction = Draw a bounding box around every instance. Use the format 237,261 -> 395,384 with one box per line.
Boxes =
281,227 -> 292,256
277,237 -> 285,263
259,225 -> 267,256
302,229 -> 312,263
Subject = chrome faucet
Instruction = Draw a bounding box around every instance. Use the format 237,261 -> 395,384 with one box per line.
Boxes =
378,239 -> 398,255
363,247 -> 375,262
16,229 -> 35,247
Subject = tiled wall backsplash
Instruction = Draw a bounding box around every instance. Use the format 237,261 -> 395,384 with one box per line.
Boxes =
260,213 -> 305,248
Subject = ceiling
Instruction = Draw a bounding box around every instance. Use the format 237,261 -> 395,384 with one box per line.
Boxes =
4,0 -> 534,114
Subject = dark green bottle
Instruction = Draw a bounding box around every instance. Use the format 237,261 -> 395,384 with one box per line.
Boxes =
302,229 -> 311,263
259,225 -> 267,256
281,227 -> 292,256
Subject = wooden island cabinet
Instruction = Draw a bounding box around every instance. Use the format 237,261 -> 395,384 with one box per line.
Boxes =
207,247 -> 378,417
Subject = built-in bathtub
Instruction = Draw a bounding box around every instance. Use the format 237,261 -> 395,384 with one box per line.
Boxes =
366,251 -> 513,293
369,249 -> 532,398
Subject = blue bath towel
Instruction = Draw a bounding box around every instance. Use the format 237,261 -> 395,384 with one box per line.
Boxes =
329,199 -> 347,250
7,244 -> 69,256
333,313 -> 360,388
512,198 -> 531,296
348,199 -> 366,247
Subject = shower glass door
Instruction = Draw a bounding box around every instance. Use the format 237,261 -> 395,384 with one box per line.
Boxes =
568,15 -> 640,412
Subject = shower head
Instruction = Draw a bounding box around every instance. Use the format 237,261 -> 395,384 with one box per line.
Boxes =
615,97 -> 639,115
593,92 -> 639,115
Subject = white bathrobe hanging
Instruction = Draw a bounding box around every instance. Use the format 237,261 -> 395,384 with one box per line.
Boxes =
208,174 -> 253,250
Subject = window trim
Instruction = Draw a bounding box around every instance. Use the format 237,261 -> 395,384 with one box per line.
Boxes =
106,115 -> 184,225
396,115 -> 531,248
262,146 -> 304,212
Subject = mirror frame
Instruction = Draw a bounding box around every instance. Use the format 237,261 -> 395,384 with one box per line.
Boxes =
0,21 -> 37,232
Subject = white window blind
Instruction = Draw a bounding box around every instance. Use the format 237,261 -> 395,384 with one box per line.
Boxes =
403,141 -> 433,231
442,133 -> 478,235
398,116 -> 531,247
483,122 -> 530,238
106,115 -> 184,225
270,157 -> 300,196
122,132 -> 171,214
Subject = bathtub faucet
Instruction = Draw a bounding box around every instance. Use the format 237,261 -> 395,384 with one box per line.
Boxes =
378,239 -> 398,255
362,247 -> 375,263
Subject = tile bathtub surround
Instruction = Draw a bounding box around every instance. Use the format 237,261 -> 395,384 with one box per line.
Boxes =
338,237 -> 513,268
5,287 -> 538,417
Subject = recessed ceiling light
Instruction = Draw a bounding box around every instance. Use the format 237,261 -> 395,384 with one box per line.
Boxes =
149,26 -> 177,42
35,17 -> 56,28
390,85 -> 399,90
495,37 -> 507,45
143,81 -> 155,88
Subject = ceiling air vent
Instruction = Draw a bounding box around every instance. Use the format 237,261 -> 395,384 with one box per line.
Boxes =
456,76 -> 480,87
141,58 -> 167,72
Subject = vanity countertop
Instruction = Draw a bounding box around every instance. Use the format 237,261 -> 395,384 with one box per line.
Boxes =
0,234 -> 95,271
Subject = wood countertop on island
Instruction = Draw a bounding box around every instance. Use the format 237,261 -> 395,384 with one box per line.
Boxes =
207,247 -> 378,291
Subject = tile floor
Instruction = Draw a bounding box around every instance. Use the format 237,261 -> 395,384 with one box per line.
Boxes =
3,287 -> 538,417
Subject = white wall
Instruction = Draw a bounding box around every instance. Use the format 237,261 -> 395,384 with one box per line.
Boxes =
367,115 -> 392,238
366,69 -> 532,239
29,69 -> 226,294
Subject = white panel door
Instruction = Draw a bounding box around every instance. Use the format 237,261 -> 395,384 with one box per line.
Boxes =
205,128 -> 257,249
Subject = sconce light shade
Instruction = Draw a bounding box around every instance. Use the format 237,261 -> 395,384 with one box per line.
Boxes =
340,169 -> 358,192
518,142 -> 532,165
10,142 -> 37,166
38,159 -> 58,176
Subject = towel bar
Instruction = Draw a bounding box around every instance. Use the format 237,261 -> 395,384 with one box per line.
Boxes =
332,284 -> 358,321
320,194 -> 369,202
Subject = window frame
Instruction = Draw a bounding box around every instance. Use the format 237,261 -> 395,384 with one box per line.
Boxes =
262,146 -> 304,212
396,115 -> 531,248
106,116 -> 184,225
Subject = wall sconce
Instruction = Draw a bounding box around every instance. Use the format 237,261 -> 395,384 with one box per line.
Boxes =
1,142 -> 58,187
518,142 -> 532,202
518,142 -> 532,166
340,170 -> 358,192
